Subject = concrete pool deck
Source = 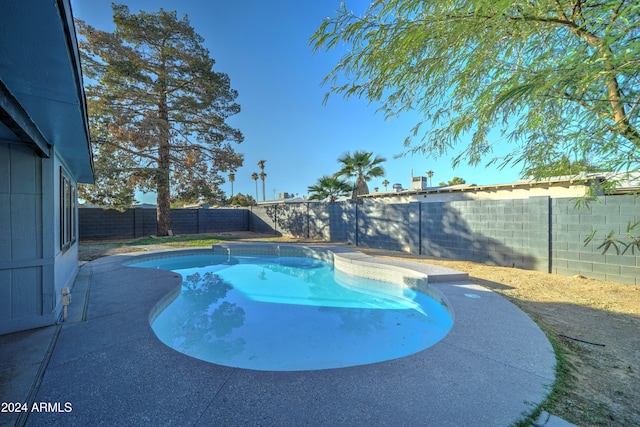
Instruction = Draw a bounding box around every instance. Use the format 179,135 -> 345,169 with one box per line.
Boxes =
1,244 -> 566,426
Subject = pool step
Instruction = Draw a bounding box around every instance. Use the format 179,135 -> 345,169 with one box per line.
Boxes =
333,250 -> 469,283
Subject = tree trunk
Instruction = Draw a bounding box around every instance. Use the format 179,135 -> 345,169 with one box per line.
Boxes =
156,161 -> 171,236
564,18 -> 640,147
352,175 -> 369,201
156,79 -> 172,236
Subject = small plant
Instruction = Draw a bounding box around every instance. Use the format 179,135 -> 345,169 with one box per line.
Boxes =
584,221 -> 640,255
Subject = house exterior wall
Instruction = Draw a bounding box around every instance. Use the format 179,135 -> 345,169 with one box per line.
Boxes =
0,143 -> 52,334
0,143 -> 81,334
53,154 -> 80,317
1,0 -> 93,335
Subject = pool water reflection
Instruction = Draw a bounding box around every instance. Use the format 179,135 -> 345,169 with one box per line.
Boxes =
133,254 -> 453,371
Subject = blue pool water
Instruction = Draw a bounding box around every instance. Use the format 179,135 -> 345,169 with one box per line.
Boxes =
131,254 -> 453,371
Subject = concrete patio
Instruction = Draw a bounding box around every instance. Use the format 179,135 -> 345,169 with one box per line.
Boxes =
1,245 -> 560,426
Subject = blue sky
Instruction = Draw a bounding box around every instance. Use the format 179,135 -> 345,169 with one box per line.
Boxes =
71,0 -> 523,202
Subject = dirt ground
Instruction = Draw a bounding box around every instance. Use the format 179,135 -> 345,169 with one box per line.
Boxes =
79,237 -> 639,426
358,249 -> 640,427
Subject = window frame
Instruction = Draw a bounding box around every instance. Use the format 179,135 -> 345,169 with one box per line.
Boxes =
60,167 -> 77,251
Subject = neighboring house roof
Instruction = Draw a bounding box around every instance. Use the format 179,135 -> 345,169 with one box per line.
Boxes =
361,172 -> 639,201
0,0 -> 94,183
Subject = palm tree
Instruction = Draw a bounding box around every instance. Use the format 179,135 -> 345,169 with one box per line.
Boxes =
259,172 -> 267,201
228,172 -> 235,197
426,170 -> 434,187
251,172 -> 259,200
382,179 -> 390,191
257,160 -> 266,201
335,151 -> 386,200
308,175 -> 352,202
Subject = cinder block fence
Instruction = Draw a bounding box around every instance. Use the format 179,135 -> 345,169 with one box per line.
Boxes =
79,195 -> 640,285
79,207 -> 249,239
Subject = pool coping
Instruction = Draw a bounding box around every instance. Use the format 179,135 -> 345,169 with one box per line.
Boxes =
19,243 -> 556,426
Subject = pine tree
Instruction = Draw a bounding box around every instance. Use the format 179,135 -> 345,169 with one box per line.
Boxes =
77,5 -> 243,235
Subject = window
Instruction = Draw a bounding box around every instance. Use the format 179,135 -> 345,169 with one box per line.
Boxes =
60,168 -> 76,250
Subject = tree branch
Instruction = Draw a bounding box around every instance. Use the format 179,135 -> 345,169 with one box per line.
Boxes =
97,138 -> 159,163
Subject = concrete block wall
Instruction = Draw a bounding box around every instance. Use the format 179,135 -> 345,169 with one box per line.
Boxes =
78,195 -> 639,285
552,196 -> 640,284
79,208 -> 249,240
141,208 -> 156,237
526,197 -> 551,272
421,199 -> 538,270
198,209 -> 249,233
245,202 -> 354,242
248,205 -> 278,235
171,209 -> 199,235
308,203 -> 331,240
272,203 -> 310,238
79,208 -> 135,240
327,202 -> 356,244
357,203 -> 420,253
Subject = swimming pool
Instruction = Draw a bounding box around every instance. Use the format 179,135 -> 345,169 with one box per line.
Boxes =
130,245 -> 453,371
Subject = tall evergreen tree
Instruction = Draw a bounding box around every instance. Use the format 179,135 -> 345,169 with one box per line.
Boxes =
77,5 -> 243,235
